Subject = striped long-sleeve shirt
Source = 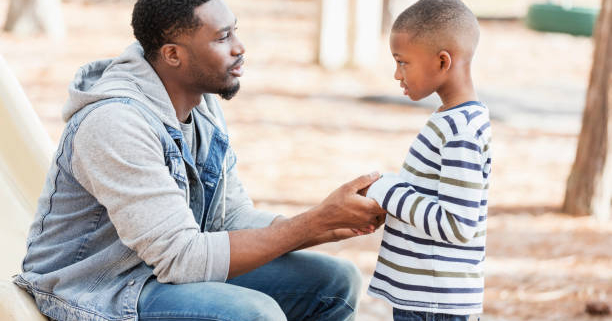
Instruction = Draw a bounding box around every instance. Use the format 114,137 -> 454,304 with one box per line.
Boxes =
366,101 -> 492,315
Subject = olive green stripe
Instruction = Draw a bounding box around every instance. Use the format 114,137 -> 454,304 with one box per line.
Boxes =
426,121 -> 446,144
484,183 -> 489,190
445,211 -> 470,243
474,230 -> 486,238
483,144 -> 490,152
439,177 -> 483,190
402,163 -> 440,180
378,256 -> 483,278
409,196 -> 425,225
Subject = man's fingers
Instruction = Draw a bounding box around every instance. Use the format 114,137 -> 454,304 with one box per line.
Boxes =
345,171 -> 380,192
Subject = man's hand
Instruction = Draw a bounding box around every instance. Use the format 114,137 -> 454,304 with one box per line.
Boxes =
226,172 -> 386,278
311,172 -> 387,234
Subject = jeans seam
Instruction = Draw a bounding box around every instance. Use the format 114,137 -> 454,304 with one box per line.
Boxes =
139,317 -> 226,321
319,295 -> 355,312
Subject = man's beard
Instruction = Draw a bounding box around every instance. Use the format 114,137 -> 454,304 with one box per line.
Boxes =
218,81 -> 240,100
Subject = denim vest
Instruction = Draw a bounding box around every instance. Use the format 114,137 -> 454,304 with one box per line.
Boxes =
14,97 -> 235,321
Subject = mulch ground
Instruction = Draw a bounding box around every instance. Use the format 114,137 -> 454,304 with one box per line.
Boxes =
1,0 -> 610,320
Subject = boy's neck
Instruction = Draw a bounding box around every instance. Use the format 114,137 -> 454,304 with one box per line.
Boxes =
436,70 -> 478,112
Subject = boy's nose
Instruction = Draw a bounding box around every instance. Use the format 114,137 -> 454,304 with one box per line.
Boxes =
393,68 -> 402,81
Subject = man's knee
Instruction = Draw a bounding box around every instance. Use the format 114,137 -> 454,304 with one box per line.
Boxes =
240,292 -> 287,321
321,256 -> 362,308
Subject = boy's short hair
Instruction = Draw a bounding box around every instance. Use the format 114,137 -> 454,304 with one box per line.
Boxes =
392,0 -> 479,57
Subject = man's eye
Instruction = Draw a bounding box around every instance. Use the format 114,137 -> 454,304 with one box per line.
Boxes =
219,33 -> 230,41
396,60 -> 406,66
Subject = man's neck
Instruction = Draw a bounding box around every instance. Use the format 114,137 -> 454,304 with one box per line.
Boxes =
152,63 -> 202,123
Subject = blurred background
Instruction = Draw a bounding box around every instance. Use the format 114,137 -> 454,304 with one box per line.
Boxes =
0,0 -> 610,320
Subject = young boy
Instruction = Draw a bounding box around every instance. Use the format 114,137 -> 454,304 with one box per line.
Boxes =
364,1 -> 491,320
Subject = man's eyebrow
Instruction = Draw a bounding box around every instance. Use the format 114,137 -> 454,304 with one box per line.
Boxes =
216,19 -> 237,34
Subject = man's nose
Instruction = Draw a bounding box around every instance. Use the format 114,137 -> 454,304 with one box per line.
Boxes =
232,36 -> 245,56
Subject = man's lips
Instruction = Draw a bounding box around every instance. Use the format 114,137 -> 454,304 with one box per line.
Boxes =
229,59 -> 244,77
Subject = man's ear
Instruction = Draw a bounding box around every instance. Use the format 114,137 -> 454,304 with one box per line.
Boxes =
438,50 -> 452,72
159,44 -> 182,68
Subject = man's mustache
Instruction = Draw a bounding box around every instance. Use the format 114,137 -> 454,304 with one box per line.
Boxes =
228,56 -> 244,71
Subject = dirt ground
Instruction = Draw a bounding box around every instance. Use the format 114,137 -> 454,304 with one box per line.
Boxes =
1,0 -> 611,320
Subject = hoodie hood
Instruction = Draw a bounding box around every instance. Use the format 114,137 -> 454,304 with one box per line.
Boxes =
63,42 -> 220,130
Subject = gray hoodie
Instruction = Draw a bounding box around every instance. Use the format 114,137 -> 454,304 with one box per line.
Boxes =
16,43 -> 279,321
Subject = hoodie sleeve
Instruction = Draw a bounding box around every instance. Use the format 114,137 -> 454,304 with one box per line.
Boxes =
216,158 -> 283,231
71,103 -> 230,284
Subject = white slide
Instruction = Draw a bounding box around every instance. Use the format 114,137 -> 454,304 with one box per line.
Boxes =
0,54 -> 53,320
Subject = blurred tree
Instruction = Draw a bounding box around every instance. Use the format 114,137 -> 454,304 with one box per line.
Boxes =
3,0 -> 65,38
563,0 -> 611,220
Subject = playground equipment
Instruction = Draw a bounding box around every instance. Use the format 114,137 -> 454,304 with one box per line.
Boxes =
526,1 -> 600,36
0,54 -> 54,320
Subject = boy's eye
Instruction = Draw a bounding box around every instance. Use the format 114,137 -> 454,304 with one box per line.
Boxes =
396,60 -> 406,66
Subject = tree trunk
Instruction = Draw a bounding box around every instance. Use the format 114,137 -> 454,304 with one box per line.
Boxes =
3,0 -> 65,38
563,0 -> 612,220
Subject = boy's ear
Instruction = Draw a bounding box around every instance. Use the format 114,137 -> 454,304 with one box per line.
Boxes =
438,50 -> 452,72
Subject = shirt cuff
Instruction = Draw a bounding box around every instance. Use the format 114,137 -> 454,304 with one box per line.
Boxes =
365,173 -> 407,208
205,231 -> 231,282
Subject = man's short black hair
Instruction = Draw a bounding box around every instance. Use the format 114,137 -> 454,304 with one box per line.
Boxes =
132,0 -> 211,61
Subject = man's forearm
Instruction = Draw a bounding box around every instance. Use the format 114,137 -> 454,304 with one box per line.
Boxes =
227,209 -> 325,279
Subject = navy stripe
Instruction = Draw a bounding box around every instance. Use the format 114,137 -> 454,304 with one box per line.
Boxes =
460,110 -> 483,124
369,286 -> 483,309
373,272 -> 483,293
476,122 -> 491,138
413,185 -> 437,196
410,148 -> 441,171
480,200 -> 487,206
445,140 -> 481,153
445,100 -> 485,112
483,171 -> 489,179
443,116 -> 458,135
439,194 -> 480,208
396,190 -> 415,221
385,224 -> 485,251
452,214 -> 478,227
381,241 -> 481,265
382,183 -> 411,210
435,208 -> 450,243
423,202 -> 434,236
416,134 -> 440,155
486,157 -> 491,164
442,159 -> 481,171
478,214 -> 487,221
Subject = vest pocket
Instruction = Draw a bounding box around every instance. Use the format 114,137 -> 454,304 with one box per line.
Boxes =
165,154 -> 189,191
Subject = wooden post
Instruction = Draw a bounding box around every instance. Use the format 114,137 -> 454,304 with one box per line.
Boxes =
317,0 -> 383,70
350,0 -> 383,68
563,0 -> 612,220
318,0 -> 350,69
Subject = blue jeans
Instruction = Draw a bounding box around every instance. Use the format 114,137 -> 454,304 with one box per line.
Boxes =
393,309 -> 471,321
137,251 -> 362,321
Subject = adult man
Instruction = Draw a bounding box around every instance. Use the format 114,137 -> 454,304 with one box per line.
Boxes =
13,0 -> 386,321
